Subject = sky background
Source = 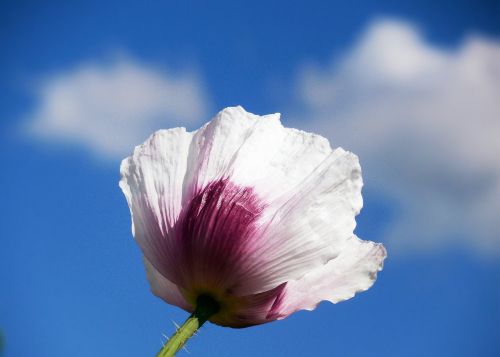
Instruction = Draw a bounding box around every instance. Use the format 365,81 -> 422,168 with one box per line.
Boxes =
1,1 -> 499,356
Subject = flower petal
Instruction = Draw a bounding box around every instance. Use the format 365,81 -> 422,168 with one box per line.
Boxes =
181,106 -> 282,198
119,128 -> 193,278
143,258 -> 192,311
183,106 -> 333,201
232,148 -> 365,295
274,235 -> 387,317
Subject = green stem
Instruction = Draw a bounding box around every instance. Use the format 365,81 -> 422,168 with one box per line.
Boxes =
156,295 -> 219,357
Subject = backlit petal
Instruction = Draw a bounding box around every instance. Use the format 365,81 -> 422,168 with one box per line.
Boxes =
119,128 -> 193,279
231,148 -> 364,295
144,258 -> 192,312
275,235 -> 387,317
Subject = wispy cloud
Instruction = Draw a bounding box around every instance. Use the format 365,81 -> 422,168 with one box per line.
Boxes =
23,55 -> 211,159
293,19 -> 500,256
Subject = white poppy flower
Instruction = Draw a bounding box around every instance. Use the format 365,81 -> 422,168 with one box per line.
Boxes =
120,106 -> 386,329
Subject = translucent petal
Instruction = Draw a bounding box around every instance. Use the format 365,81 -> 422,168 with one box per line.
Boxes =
144,258 -> 192,311
275,235 -> 387,317
231,148 -> 365,295
119,128 -> 193,279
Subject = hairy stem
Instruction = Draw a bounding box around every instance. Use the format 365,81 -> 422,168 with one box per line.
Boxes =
156,295 -> 219,357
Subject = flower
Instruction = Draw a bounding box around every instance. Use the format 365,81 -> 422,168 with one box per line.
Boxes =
120,106 -> 386,328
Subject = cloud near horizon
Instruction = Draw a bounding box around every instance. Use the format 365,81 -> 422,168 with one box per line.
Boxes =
23,56 -> 210,159
293,19 -> 500,256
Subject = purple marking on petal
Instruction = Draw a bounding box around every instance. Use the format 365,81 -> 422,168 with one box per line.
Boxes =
170,178 -> 266,296
266,283 -> 288,320
148,178 -> 293,326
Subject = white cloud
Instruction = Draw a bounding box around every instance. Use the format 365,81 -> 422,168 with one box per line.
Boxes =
294,19 -> 500,256
24,56 -> 210,159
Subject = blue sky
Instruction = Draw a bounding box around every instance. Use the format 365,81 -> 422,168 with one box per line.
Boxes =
1,1 -> 499,356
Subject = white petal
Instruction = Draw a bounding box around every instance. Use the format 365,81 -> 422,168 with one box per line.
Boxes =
183,106 -> 333,201
234,148 -> 365,295
143,258 -> 192,311
181,106 -> 281,197
276,235 -> 387,317
119,128 -> 193,278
